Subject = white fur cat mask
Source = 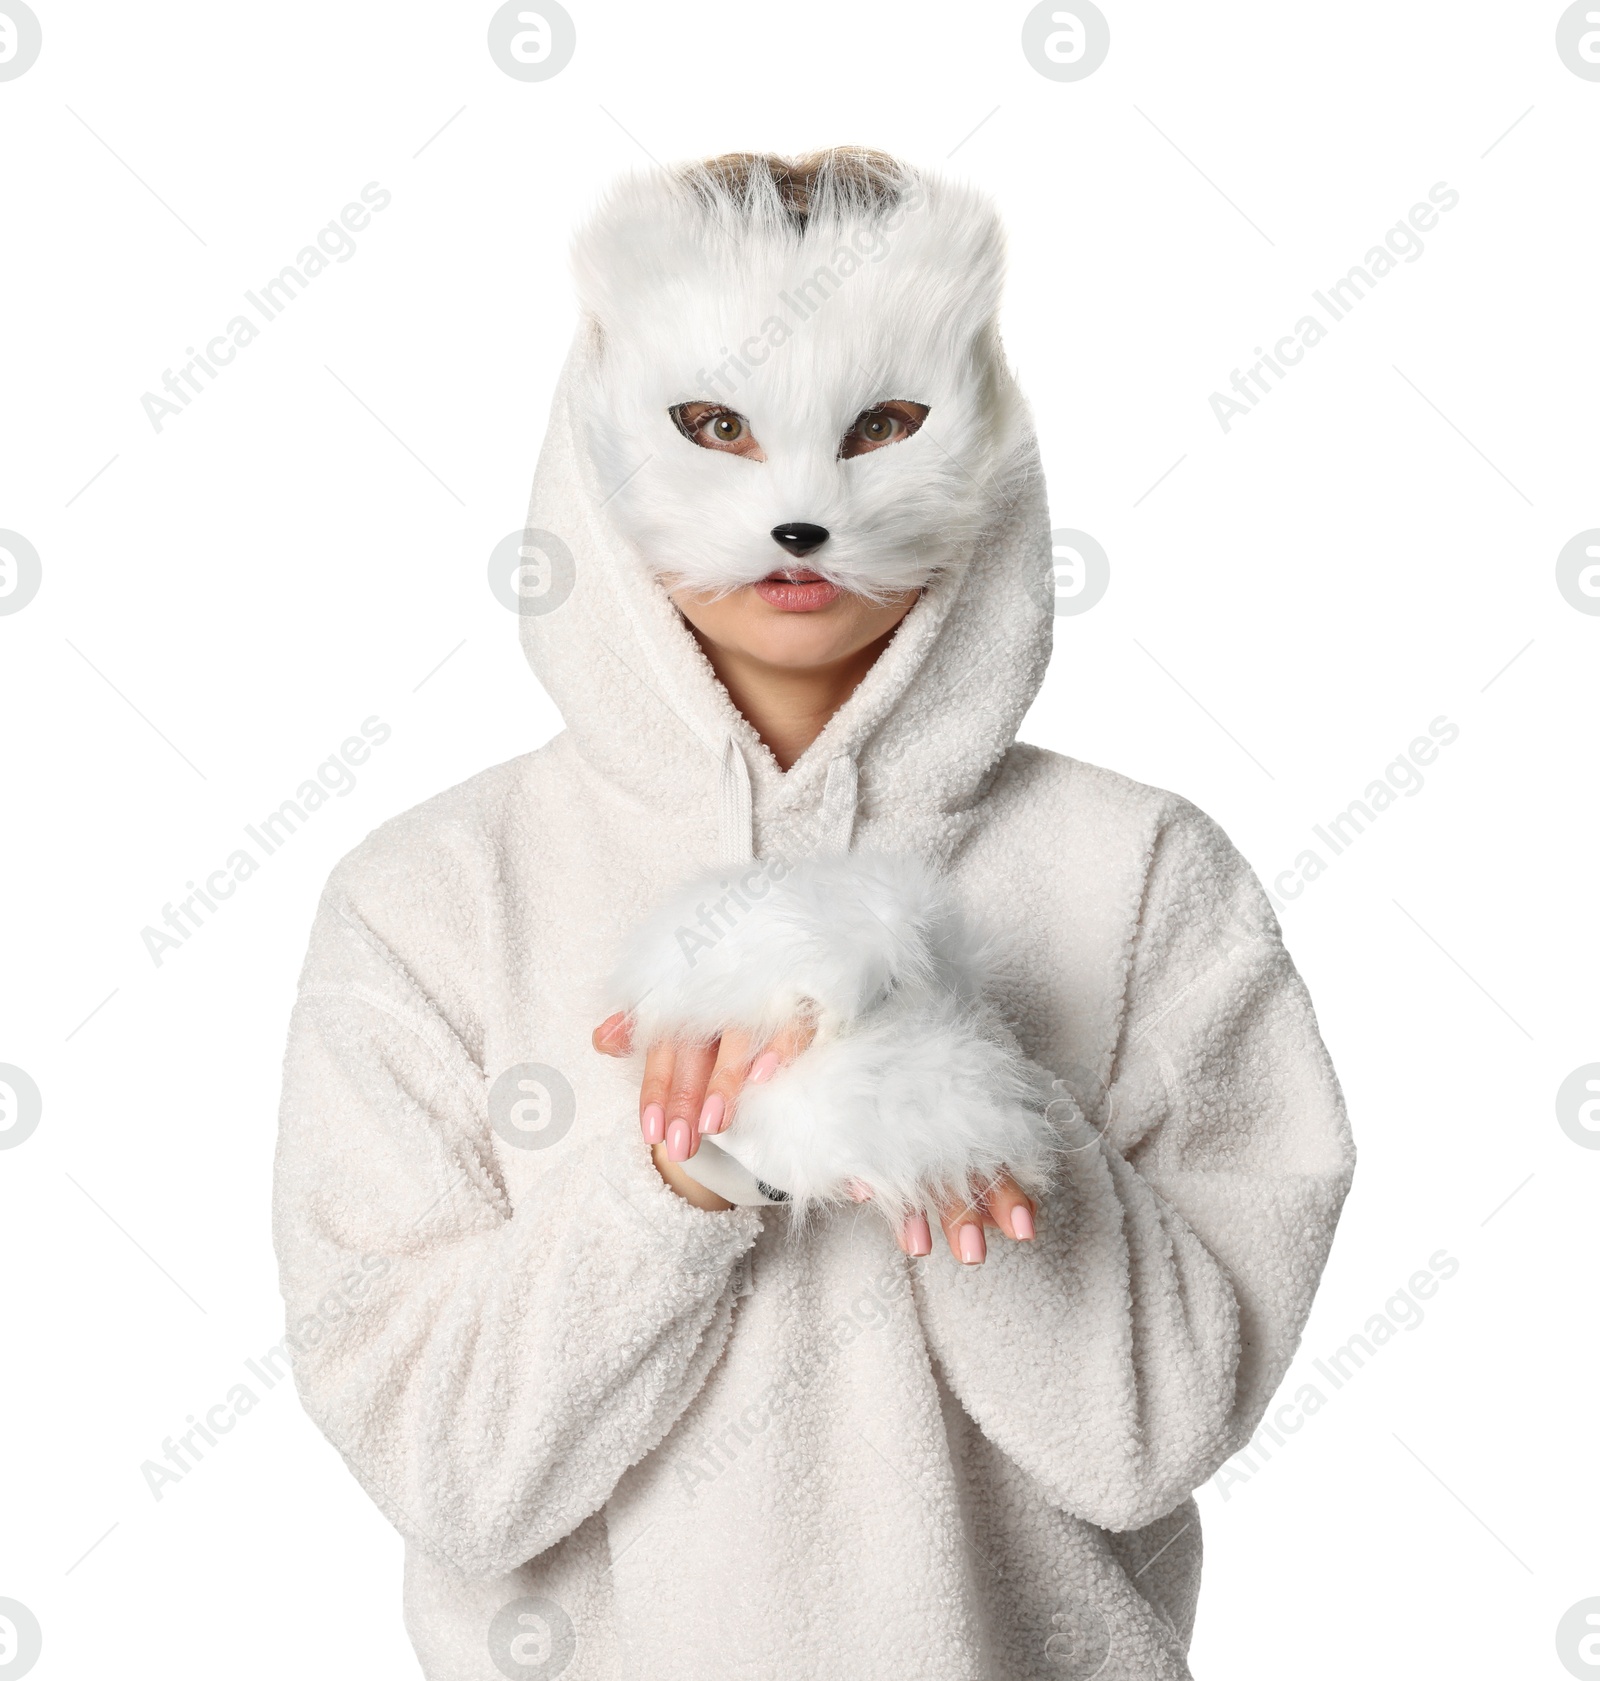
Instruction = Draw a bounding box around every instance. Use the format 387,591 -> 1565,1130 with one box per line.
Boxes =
570,149 -> 1025,601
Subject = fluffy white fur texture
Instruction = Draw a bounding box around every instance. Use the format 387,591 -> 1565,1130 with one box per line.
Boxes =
610,852 -> 1060,1216
571,154 -> 1028,601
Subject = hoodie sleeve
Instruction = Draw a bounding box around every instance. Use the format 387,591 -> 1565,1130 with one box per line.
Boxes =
912,801 -> 1354,1532
271,885 -> 764,1581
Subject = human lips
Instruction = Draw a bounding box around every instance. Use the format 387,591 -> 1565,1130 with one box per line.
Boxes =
752,569 -> 843,612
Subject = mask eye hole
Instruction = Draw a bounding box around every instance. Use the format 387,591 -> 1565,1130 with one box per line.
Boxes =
839,400 -> 929,459
670,401 -> 766,461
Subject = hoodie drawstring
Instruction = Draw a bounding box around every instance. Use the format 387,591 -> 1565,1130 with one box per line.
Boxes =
820,754 -> 858,854
718,735 -> 754,866
718,737 -> 859,861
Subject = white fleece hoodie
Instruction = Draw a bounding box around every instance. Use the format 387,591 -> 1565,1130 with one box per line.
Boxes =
273,340 -> 1354,1678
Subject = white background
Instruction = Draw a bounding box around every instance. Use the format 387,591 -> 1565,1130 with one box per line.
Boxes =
1,3 -> 1595,1676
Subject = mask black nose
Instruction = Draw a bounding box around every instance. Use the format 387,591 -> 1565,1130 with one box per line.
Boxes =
770,522 -> 830,559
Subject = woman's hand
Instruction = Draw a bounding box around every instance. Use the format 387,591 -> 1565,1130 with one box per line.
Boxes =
592,1012 -> 815,1157
932,1176 -> 1036,1264
591,1013 -> 1037,1262
592,1011 -> 815,1217
846,1173 -> 1035,1263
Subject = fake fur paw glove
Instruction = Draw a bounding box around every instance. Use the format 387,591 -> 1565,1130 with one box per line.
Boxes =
610,852 -> 1062,1219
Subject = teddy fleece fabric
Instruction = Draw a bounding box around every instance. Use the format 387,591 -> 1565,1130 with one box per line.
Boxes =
272,347 -> 1354,1680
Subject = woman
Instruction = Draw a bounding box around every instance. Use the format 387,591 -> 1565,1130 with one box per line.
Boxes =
274,149 -> 1353,1680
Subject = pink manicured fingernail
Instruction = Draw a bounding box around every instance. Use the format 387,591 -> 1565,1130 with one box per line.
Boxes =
1010,1204 -> 1035,1241
748,1051 -> 781,1084
959,1224 -> 986,1265
641,1103 -> 665,1145
666,1118 -> 692,1162
904,1214 -> 932,1257
698,1093 -> 724,1134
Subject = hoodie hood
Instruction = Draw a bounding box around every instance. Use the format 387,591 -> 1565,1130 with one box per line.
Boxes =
519,336 -> 1054,869
518,159 -> 1055,870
